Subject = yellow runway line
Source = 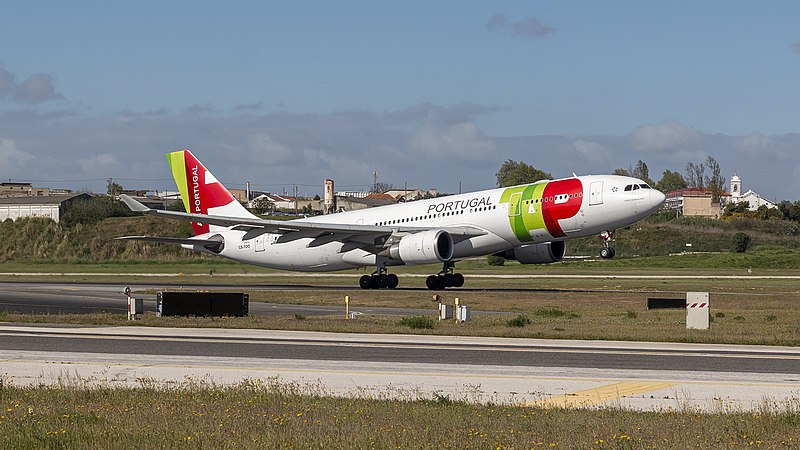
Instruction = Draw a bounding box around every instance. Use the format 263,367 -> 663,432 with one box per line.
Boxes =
532,381 -> 676,408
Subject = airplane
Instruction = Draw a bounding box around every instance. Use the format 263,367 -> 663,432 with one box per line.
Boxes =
117,150 -> 666,290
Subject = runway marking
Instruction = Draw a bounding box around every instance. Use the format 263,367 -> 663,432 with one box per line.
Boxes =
2,331 -> 800,361
533,381 -> 677,408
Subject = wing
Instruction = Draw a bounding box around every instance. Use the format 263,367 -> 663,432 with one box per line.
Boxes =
118,195 -> 486,251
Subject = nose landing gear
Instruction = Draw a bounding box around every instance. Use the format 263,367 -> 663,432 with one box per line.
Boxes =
600,230 -> 616,259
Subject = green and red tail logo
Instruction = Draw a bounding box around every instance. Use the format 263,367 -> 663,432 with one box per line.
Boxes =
167,150 -> 238,235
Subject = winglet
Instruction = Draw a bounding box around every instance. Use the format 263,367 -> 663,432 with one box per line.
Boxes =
119,194 -> 150,213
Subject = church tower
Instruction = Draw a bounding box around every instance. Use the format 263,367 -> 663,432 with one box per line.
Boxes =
730,172 -> 742,199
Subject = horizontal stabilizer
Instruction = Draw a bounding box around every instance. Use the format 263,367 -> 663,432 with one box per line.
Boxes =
115,235 -> 224,253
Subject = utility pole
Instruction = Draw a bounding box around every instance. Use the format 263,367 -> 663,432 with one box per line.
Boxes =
373,171 -> 378,193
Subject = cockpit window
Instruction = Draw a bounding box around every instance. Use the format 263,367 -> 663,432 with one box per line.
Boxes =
639,184 -> 651,189
624,185 -> 632,191
633,184 -> 640,190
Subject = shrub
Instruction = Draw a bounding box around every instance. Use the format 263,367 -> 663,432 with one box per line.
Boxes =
732,232 -> 751,253
715,312 -> 726,318
399,315 -> 435,329
506,314 -> 531,327
765,315 -> 777,322
486,255 -> 505,266
625,310 -> 638,319
294,314 -> 306,321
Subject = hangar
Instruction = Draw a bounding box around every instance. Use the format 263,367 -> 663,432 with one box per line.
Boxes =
0,193 -> 92,222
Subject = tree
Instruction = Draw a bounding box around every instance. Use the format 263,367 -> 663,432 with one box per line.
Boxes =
107,180 -> 123,196
250,198 -> 275,215
631,160 -> 654,185
495,160 -> 552,187
778,200 -> 800,222
704,156 -> 724,203
612,168 -> 630,176
370,182 -> 393,194
655,170 -> 687,193
685,162 -> 705,189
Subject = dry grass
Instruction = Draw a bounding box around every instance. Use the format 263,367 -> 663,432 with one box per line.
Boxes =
1,377 -> 799,449
4,283 -> 800,345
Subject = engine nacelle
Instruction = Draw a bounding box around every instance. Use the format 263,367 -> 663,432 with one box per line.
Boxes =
497,241 -> 566,264
389,230 -> 454,265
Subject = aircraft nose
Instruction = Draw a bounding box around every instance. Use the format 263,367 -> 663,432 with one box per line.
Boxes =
650,189 -> 666,210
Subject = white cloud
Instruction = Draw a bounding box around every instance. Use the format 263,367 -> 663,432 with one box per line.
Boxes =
573,140 -> 611,164
409,121 -> 495,161
0,137 -> 33,171
630,120 -> 697,151
486,13 -> 556,39
2,105 -> 800,201
248,133 -> 303,166
0,65 -> 15,96
12,73 -> 63,104
78,153 -> 119,174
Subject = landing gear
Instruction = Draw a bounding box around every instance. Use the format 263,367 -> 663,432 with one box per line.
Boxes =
425,261 -> 465,290
600,230 -> 616,259
359,269 -> 399,290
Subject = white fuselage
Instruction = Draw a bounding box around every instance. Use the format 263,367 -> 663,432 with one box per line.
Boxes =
185,175 -> 665,271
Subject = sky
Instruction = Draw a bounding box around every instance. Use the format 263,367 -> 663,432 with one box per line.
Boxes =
1,1 -> 799,200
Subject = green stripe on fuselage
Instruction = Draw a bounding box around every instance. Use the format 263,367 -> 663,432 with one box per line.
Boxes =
500,183 -> 548,243
166,151 -> 190,213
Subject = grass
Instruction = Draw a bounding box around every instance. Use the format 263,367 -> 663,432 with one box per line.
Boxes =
1,377 -> 799,449
398,315 -> 435,329
506,314 -> 532,327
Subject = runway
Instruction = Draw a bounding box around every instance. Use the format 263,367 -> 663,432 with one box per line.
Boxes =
0,282 -> 462,317
1,324 -> 799,411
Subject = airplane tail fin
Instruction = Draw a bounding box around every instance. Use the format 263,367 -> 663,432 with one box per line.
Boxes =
167,149 -> 257,235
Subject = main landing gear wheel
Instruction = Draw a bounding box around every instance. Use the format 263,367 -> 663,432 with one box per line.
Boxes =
359,271 -> 399,290
426,261 -> 465,290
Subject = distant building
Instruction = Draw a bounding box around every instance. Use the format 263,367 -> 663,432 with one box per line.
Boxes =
0,193 -> 92,222
664,188 -> 722,218
728,173 -> 777,211
0,182 -> 52,197
332,196 -> 395,212
383,188 -> 438,201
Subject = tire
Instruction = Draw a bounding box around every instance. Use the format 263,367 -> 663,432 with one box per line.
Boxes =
387,274 -> 399,289
377,274 -> 389,289
443,273 -> 455,287
425,275 -> 439,290
359,275 -> 373,289
453,273 -> 464,288
608,248 -> 616,258
600,247 -> 611,259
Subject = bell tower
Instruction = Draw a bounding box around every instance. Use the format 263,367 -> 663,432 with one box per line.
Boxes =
730,172 -> 742,199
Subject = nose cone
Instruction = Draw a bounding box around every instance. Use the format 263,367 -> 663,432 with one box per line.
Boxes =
650,189 -> 666,212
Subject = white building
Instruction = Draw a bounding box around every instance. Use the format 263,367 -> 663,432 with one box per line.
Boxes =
0,194 -> 92,222
729,173 -> 776,211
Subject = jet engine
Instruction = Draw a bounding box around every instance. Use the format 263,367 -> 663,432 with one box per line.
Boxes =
198,234 -> 225,254
496,241 -> 566,264
389,229 -> 454,265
